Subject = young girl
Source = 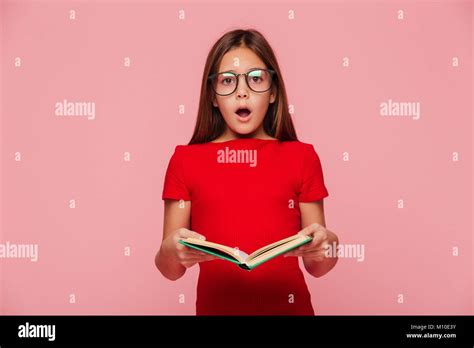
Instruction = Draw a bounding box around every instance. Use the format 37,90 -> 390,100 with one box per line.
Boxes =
155,28 -> 339,316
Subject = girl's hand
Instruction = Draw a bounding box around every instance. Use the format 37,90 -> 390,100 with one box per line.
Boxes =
283,223 -> 331,262
161,228 -> 218,268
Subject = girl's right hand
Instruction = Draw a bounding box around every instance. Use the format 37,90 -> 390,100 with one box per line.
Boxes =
161,227 -> 218,268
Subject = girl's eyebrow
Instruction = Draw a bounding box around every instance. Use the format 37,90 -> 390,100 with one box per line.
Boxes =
220,67 -> 265,73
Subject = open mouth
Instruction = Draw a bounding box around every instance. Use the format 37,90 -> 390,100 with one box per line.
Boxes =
235,108 -> 251,118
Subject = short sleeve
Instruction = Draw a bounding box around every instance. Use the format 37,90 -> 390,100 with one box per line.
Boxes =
298,144 -> 329,202
162,145 -> 191,201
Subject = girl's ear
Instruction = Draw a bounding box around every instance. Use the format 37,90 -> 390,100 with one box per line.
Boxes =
269,87 -> 276,104
213,97 -> 218,108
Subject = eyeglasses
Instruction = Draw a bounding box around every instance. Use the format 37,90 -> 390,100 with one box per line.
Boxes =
208,68 -> 276,96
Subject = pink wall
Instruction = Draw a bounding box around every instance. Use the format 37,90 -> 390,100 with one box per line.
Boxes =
1,0 -> 472,315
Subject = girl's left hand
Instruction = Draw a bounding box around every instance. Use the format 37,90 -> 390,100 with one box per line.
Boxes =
283,223 -> 330,262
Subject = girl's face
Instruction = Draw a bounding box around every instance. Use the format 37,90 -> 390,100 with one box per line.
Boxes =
212,46 -> 276,138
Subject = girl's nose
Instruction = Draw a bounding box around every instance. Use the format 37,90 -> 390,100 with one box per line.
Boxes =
237,90 -> 248,98
236,75 -> 249,98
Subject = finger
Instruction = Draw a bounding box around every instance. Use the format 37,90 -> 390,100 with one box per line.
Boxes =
312,229 -> 328,242
178,242 -> 208,254
180,256 -> 204,264
288,242 -> 326,254
182,253 -> 217,261
176,228 -> 192,238
182,255 -> 216,264
298,226 -> 329,248
294,247 -> 326,255
298,250 -> 328,259
177,228 -> 206,240
199,255 -> 218,262
299,222 -> 323,236
289,235 -> 321,252
186,249 -> 209,256
285,249 -> 327,258
191,231 -> 206,240
283,246 -> 319,256
309,243 -> 329,251
284,252 -> 305,257
176,241 -> 186,252
284,251 -> 303,257
294,243 -> 313,252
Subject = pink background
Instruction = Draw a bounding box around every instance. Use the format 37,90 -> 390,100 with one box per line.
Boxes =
1,0 -> 472,314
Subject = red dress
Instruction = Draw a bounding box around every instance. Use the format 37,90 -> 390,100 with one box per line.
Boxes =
162,138 -> 329,315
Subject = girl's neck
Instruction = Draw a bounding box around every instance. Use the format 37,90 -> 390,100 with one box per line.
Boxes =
212,136 -> 276,143
212,130 -> 277,143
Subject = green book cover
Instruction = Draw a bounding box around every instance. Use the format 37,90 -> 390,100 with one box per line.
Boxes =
178,233 -> 313,271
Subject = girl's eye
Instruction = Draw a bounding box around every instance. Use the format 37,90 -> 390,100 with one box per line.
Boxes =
249,70 -> 266,84
218,75 -> 235,86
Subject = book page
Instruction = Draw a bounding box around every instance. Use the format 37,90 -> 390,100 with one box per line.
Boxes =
247,235 -> 312,265
233,248 -> 249,261
248,234 -> 301,259
181,238 -> 247,263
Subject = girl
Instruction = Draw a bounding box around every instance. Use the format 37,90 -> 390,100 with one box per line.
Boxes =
155,28 -> 339,316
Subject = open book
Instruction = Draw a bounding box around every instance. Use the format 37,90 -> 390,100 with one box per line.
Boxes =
178,233 -> 312,271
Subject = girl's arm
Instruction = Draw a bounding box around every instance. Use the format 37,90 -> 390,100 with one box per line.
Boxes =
155,200 -> 191,280
156,200 -> 218,281
299,200 -> 339,278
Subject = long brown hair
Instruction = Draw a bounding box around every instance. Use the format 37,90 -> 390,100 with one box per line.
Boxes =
188,28 -> 298,145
